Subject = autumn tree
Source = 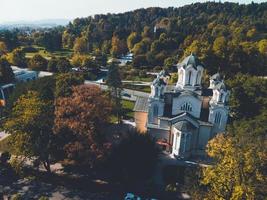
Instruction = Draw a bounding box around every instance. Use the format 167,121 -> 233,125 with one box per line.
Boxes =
0,57 -> 14,85
73,36 -> 89,54
28,54 -> 48,71
54,85 -> 112,167
4,91 -> 55,173
106,63 -> 123,123
0,41 -> 8,56
111,35 -> 128,57
202,118 -> 266,200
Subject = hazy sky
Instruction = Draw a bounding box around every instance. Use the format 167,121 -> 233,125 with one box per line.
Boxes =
0,0 -> 265,23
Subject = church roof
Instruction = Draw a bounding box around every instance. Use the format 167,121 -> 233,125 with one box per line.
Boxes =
173,120 -> 194,131
180,53 -> 203,70
133,96 -> 149,112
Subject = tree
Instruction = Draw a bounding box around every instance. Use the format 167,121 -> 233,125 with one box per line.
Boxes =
258,39 -> 267,55
212,36 -> 227,58
4,91 -> 55,173
106,63 -> 123,123
127,32 -> 141,50
28,54 -> 48,71
56,57 -> 71,73
47,57 -> 58,72
226,74 -> 267,120
0,57 -> 14,84
202,119 -> 266,200
54,85 -> 112,167
55,73 -> 84,98
109,131 -> 159,183
73,36 -> 89,54
0,41 -> 8,56
7,48 -> 27,68
111,35 -> 128,57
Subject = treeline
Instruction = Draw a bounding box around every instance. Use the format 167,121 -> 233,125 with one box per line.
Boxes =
1,2 -> 266,77
61,2 -> 267,75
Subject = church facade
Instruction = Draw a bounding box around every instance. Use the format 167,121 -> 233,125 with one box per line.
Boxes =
134,54 -> 230,158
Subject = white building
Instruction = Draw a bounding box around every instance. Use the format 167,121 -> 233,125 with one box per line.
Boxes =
134,54 -> 230,158
11,66 -> 38,82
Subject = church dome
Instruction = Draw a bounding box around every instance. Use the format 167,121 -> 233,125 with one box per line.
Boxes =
180,53 -> 203,69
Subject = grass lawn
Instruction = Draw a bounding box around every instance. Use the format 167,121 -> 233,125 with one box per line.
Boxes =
110,100 -> 135,123
122,100 -> 135,119
23,45 -> 73,60
123,84 -> 151,93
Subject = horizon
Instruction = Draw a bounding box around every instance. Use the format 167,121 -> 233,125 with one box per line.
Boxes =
0,0 -> 265,24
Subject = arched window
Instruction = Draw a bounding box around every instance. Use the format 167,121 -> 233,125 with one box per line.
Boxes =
188,71 -> 192,85
181,102 -> 192,112
215,112 -> 222,124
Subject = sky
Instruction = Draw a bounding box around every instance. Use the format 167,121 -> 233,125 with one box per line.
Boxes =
0,0 -> 265,24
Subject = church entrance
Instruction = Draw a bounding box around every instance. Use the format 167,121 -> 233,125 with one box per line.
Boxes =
172,131 -> 192,158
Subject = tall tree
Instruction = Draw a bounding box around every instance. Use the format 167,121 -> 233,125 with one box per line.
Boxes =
7,48 -> 27,68
0,41 -> 7,56
55,73 -> 84,98
0,58 -> 14,85
54,85 -> 112,167
73,36 -> 89,54
56,57 -> 71,73
4,91 -> 55,173
28,54 -> 48,71
106,63 -> 123,123
202,118 -> 267,200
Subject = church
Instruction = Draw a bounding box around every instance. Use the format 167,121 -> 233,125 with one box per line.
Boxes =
134,54 -> 230,158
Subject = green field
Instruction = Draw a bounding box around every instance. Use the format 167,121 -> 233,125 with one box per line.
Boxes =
24,46 -> 73,60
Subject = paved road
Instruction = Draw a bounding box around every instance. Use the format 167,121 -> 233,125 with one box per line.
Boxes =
84,80 -> 150,101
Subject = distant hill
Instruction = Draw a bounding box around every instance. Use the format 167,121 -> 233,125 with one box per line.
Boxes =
0,19 -> 70,30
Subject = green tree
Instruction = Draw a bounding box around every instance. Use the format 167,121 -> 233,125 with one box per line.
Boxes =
258,39 -> 267,55
55,73 -> 84,98
47,57 -> 58,72
4,91 -> 55,172
127,32 -> 141,50
0,58 -> 14,84
212,36 -> 227,58
106,63 -> 123,123
7,48 -> 27,68
226,74 -> 267,120
28,54 -> 48,71
56,57 -> 71,73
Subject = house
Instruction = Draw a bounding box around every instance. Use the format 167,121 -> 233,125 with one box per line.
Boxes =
11,66 -> 38,82
134,54 -> 230,158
